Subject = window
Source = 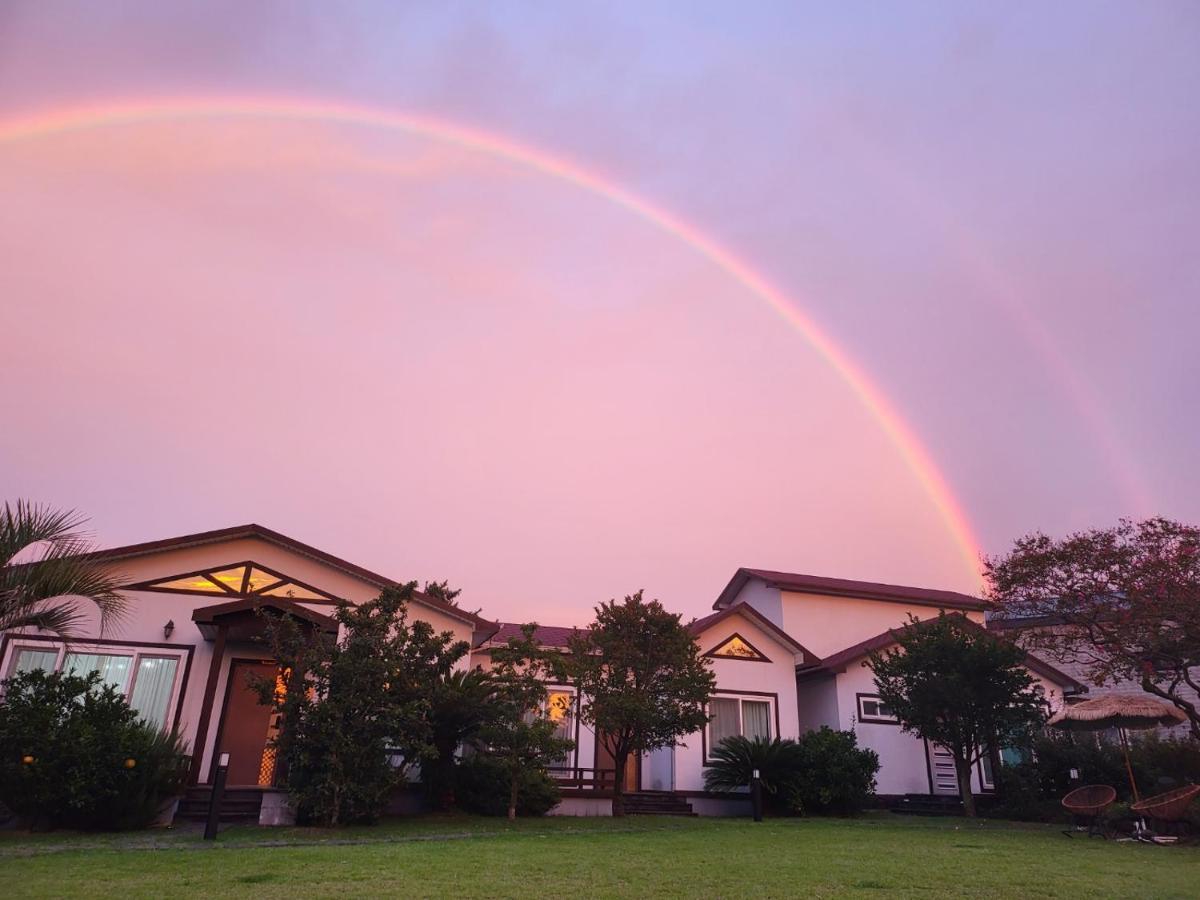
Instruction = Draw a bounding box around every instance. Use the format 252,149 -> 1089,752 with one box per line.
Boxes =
856,694 -> 898,724
706,695 -> 774,760
9,647 -> 58,675
4,643 -> 182,731
546,690 -> 575,767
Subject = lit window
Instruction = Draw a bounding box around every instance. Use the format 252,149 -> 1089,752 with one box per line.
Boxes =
856,694 -> 899,724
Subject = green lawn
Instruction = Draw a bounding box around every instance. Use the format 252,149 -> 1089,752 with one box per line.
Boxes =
1,813 -> 1196,898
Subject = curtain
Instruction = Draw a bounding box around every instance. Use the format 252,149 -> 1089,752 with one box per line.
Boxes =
11,648 -> 58,674
129,656 -> 179,730
64,653 -> 132,692
709,698 -> 741,748
742,700 -> 771,740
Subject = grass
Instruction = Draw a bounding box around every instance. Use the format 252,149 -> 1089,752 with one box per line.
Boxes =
1,813 -> 1197,898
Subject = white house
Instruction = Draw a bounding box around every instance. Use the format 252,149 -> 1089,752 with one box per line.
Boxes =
1,526 -> 1088,821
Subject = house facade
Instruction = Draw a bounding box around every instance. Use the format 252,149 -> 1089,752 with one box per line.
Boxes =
1,525 -> 1088,821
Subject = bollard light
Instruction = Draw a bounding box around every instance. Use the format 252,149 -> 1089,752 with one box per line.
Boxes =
124,758 -> 137,769
21,755 -> 34,765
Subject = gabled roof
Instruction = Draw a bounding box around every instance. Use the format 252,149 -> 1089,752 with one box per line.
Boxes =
795,613 -> 1086,692
689,602 -> 819,664
480,623 -> 584,650
85,523 -> 497,634
715,567 -> 989,612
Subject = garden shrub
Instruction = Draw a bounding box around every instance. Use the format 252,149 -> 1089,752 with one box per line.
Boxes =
984,731 -> 1200,822
0,670 -> 189,830
453,755 -> 561,817
703,736 -> 804,815
784,727 -> 880,816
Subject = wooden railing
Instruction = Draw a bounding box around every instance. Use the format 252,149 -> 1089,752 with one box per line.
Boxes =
547,766 -> 617,791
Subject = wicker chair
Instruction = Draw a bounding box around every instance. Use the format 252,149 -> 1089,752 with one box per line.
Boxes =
1062,785 -> 1117,838
1130,784 -> 1200,838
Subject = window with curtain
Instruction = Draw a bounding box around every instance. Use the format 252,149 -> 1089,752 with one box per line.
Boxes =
5,645 -> 182,731
708,698 -> 741,748
742,700 -> 771,740
64,653 -> 133,692
707,696 -> 774,759
129,657 -> 180,729
9,647 -> 59,675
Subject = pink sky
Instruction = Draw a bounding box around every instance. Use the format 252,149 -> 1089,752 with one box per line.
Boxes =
1,3 -> 1197,624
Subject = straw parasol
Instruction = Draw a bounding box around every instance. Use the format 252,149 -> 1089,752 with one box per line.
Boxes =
1047,694 -> 1188,801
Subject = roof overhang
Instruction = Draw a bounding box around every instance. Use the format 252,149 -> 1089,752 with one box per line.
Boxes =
191,596 -> 338,642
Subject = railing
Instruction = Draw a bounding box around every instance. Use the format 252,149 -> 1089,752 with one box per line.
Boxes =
547,766 -> 617,791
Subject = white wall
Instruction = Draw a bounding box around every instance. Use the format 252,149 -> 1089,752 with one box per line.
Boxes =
673,610 -> 801,793
1,535 -> 480,784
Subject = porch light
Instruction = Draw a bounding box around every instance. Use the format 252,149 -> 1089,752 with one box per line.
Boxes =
124,758 -> 137,769
21,755 -> 34,765
163,619 -> 175,640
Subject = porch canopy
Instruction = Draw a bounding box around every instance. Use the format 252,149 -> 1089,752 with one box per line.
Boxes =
191,596 -> 338,642
188,596 -> 336,783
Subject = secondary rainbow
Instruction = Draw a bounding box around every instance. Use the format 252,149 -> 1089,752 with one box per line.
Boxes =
0,95 -> 985,585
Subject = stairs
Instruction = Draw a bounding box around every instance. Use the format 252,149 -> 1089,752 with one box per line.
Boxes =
622,791 -> 696,816
893,793 -> 965,817
174,786 -> 265,824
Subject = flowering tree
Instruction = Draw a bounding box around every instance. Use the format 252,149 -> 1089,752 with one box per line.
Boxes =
986,518 -> 1200,739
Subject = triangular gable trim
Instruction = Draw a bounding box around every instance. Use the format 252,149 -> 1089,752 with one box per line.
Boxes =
702,632 -> 771,663
126,560 -> 343,605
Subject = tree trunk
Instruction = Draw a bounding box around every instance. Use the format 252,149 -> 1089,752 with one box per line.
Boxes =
611,749 -> 627,817
508,775 -> 518,821
953,753 -> 976,818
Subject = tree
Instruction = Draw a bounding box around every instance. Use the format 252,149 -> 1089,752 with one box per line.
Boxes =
565,591 -> 715,816
867,614 -> 1047,817
425,669 -> 498,810
478,624 -> 574,820
1,500 -> 127,639
985,518 -> 1200,739
422,580 -> 462,607
256,584 -> 469,825
703,735 -> 802,813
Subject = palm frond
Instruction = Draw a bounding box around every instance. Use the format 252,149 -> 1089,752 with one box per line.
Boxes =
0,500 -> 128,640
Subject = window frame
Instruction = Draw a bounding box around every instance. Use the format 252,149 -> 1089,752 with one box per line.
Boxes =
542,684 -> 579,773
1,637 -> 190,731
702,691 -> 779,765
855,692 -> 900,726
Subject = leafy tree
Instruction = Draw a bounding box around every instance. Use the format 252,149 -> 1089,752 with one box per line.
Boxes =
786,727 -> 880,816
478,625 -> 574,820
1,500 -> 127,639
986,518 -> 1200,738
422,580 -> 462,607
566,591 -> 715,816
425,669 -> 498,810
0,669 -> 189,830
256,584 -> 469,825
867,614 -> 1047,817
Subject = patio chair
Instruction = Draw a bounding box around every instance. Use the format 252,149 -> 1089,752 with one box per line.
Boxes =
1129,784 -> 1200,841
1061,784 -> 1116,838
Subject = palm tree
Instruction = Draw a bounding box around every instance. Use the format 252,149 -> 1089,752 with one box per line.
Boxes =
426,668 -> 499,810
703,734 -> 804,799
0,500 -> 127,640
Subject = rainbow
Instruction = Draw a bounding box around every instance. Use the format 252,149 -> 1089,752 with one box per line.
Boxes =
0,96 -> 985,585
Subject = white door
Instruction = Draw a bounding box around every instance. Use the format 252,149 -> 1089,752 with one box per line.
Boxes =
928,744 -> 958,795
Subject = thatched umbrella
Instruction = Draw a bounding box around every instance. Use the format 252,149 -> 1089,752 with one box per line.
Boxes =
1047,694 -> 1188,801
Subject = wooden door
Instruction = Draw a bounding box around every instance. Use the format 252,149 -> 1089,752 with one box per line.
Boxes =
596,735 -> 639,792
214,660 -> 277,786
